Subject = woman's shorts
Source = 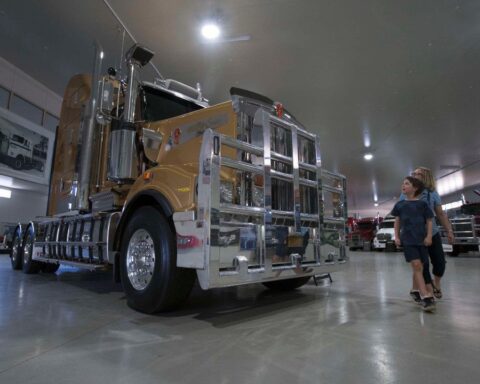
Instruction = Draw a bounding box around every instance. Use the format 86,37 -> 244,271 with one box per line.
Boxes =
403,245 -> 429,263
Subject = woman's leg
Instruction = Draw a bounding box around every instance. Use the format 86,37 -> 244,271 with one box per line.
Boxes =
428,233 -> 446,291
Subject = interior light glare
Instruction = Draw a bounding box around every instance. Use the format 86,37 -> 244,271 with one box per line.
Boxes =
364,153 -> 373,161
374,203 -> 379,207
201,23 -> 220,39
0,188 -> 12,199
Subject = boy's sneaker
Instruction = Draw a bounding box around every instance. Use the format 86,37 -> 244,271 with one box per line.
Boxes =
421,297 -> 436,313
409,290 -> 422,304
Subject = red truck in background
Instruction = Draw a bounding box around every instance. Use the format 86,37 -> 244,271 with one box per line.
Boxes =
347,217 -> 383,251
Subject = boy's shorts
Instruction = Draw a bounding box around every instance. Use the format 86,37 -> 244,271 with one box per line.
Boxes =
403,245 -> 429,263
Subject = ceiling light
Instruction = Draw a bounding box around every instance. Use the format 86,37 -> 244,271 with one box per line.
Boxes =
201,23 -> 220,40
0,188 -> 12,199
364,153 -> 373,161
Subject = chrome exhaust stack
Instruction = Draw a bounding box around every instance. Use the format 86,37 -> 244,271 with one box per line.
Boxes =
76,43 -> 104,211
108,44 -> 154,183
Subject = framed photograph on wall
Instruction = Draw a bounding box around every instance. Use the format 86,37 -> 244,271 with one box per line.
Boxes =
0,107 -> 56,185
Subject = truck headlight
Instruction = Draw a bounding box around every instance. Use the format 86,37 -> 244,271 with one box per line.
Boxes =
220,181 -> 234,203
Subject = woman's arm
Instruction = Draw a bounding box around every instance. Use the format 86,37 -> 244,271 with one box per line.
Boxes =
434,205 -> 454,244
425,218 -> 433,246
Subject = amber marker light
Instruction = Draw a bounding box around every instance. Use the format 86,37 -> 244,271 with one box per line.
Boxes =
143,171 -> 153,181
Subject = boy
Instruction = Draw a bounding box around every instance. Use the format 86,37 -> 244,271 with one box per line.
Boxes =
391,176 -> 435,312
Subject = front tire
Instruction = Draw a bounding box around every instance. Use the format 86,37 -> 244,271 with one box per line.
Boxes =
120,206 -> 195,313
450,245 -> 460,257
10,227 -> 23,270
263,276 -> 311,291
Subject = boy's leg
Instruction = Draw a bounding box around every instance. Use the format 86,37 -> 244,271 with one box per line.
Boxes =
412,257 -> 433,296
405,246 -> 430,298
410,259 -> 428,298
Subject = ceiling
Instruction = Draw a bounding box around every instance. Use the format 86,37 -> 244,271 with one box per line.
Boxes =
1,0 -> 480,215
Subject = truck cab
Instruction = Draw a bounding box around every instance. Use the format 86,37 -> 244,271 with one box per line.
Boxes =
445,202 -> 480,256
9,44 -> 348,314
348,217 -> 382,251
373,216 -> 397,251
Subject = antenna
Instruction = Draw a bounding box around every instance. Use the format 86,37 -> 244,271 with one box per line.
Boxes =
102,0 -> 164,79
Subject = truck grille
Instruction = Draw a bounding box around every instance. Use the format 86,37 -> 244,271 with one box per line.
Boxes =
376,233 -> 392,241
196,101 -> 348,288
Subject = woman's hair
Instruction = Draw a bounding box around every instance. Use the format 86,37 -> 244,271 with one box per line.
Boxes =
416,166 -> 436,191
405,176 -> 425,197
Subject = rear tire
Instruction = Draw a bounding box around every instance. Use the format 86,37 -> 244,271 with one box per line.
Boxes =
120,206 -> 195,313
10,227 -> 23,270
22,225 -> 40,274
13,155 -> 24,170
263,276 -> 311,291
450,246 -> 459,257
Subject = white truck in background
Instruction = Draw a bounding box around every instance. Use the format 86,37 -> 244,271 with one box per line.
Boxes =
373,216 -> 397,251
0,128 -> 40,171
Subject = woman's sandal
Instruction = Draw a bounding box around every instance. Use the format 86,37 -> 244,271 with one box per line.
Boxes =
433,286 -> 443,299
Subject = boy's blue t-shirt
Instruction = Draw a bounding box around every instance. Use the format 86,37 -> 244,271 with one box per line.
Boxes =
391,199 -> 434,245
399,189 -> 441,235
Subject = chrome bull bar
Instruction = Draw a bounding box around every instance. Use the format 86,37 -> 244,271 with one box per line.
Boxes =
182,107 -> 347,289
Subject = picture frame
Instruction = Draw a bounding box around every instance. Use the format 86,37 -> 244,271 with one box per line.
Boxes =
0,106 -> 56,185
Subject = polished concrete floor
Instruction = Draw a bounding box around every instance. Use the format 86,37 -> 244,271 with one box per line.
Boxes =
0,251 -> 479,384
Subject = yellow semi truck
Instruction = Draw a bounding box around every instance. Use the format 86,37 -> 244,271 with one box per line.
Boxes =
10,44 -> 347,313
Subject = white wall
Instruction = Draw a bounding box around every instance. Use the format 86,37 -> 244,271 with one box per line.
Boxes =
0,56 -> 62,224
0,56 -> 62,116
0,187 -> 49,223
442,184 -> 480,205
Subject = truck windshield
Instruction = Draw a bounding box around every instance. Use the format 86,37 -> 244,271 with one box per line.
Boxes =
380,221 -> 394,229
357,223 -> 374,230
142,87 -> 203,122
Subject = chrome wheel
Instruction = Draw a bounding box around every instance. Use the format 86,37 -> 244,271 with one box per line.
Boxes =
126,229 -> 156,291
10,230 -> 23,270
11,235 -> 20,265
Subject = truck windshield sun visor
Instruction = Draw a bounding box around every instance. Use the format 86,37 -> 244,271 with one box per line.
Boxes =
142,87 -> 203,122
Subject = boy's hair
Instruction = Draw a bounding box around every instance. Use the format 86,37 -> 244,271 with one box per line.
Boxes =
416,166 -> 436,191
405,176 -> 425,197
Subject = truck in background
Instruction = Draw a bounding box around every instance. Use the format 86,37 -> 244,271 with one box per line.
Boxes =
373,216 -> 397,251
0,223 -> 16,254
0,130 -> 34,170
444,202 -> 480,256
9,44 -> 348,313
347,216 -> 382,251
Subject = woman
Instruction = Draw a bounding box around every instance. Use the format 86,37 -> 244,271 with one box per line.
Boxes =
405,167 -> 454,298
